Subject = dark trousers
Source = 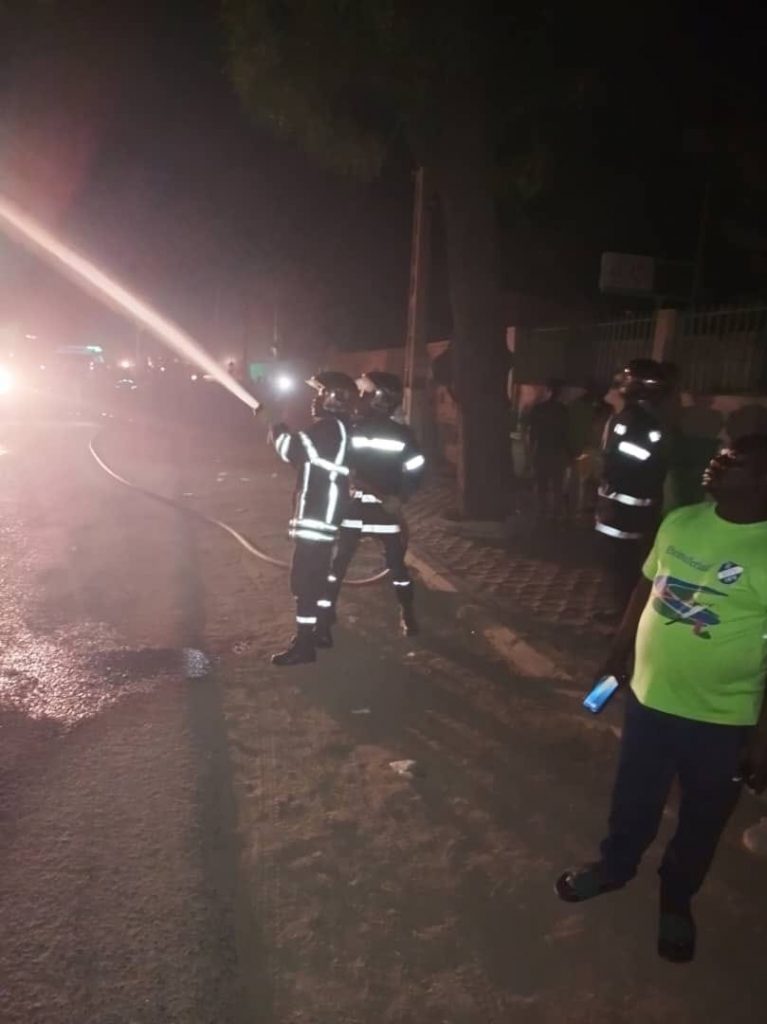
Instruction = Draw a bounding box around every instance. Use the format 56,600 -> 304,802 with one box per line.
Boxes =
326,527 -> 413,614
533,453 -> 568,516
600,691 -> 748,906
597,532 -> 650,613
290,538 -> 334,623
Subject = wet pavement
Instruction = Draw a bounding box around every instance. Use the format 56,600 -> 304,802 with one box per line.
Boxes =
0,419 -> 240,1023
2,414 -> 767,1023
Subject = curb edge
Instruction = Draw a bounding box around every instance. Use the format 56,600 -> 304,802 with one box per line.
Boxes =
409,546 -> 571,681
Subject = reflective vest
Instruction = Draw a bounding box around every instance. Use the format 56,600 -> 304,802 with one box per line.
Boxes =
273,416 -> 350,543
341,414 -> 425,533
595,402 -> 668,541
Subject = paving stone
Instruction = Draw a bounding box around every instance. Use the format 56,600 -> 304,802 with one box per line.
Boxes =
407,476 -> 610,648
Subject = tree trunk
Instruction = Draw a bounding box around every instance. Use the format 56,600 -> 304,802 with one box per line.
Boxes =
432,98 -> 510,520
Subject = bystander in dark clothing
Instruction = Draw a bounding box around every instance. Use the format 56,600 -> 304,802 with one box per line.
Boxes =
527,380 -> 571,517
568,385 -> 611,516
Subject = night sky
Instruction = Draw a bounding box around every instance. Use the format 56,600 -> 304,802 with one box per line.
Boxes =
0,0 -> 412,361
0,1 -> 766,363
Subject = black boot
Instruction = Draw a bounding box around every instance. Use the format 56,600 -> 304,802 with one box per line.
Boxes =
271,626 -> 316,666
313,613 -> 334,649
399,602 -> 419,637
658,890 -> 696,964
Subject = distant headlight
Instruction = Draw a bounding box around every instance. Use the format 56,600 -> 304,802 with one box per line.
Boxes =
274,374 -> 295,393
0,367 -> 15,395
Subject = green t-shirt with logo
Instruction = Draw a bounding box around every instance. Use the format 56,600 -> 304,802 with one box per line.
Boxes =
633,503 -> 767,725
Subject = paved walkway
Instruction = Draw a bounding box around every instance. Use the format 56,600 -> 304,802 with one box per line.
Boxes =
407,473 -> 610,661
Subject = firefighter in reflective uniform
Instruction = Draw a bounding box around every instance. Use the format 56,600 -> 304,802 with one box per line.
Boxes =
314,371 -> 425,647
270,371 -> 356,665
595,358 -> 671,614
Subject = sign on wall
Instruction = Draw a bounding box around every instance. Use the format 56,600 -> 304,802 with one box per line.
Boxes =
599,252 -> 656,295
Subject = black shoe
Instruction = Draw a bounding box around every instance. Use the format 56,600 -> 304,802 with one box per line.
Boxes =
658,900 -> 696,963
271,635 -> 316,666
399,607 -> 419,637
554,862 -> 626,903
313,623 -> 333,649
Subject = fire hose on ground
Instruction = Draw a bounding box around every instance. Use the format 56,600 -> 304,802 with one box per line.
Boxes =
89,429 -> 390,586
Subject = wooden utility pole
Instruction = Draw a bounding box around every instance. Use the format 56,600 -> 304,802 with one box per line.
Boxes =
403,166 -> 431,425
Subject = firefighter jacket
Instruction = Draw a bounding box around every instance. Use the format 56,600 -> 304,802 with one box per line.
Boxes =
272,415 -> 350,543
341,413 -> 425,534
595,401 -> 668,542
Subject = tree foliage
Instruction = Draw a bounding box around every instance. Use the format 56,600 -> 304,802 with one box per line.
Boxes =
221,2 -> 569,515
226,3 -> 765,511
222,3 -> 559,182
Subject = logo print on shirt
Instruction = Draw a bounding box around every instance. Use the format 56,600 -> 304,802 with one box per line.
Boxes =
651,574 -> 727,639
717,562 -> 744,586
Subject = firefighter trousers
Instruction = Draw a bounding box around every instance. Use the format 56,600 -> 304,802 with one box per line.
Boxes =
290,537 -> 335,626
323,526 -> 413,619
597,532 -> 653,614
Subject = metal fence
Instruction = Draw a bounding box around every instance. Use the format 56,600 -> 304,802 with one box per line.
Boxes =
515,305 -> 767,394
592,316 -> 655,382
514,316 -> 655,386
667,306 -> 767,393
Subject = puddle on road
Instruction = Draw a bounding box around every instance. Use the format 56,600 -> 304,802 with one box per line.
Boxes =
181,647 -> 210,679
0,624 -> 212,727
88,646 -> 210,679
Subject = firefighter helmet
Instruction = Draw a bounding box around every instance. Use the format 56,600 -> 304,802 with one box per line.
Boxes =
306,371 -> 357,416
357,371 -> 403,414
615,358 -> 670,400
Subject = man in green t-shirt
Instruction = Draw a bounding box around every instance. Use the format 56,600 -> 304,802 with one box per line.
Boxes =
555,434 -> 767,964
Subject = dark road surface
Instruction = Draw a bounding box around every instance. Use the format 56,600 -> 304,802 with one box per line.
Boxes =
0,420 -> 241,1023
2,415 -> 767,1024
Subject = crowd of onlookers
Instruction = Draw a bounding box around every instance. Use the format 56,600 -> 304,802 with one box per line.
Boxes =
520,372 -> 767,521
523,379 -> 610,518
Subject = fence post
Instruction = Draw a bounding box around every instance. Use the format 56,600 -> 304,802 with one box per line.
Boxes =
506,326 -> 516,400
652,308 -> 678,363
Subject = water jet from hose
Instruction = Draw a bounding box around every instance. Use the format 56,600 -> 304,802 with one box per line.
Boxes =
0,194 -> 259,413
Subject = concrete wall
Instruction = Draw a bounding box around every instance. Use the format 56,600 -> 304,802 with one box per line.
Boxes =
328,332 -> 767,471
325,346 -> 406,379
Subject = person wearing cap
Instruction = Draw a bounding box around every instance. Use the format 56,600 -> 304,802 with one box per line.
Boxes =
270,371 -> 356,665
596,358 -> 671,616
314,370 -> 425,646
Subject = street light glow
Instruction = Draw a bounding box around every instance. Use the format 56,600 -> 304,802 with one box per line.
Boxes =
0,366 -> 15,394
275,374 -> 295,393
